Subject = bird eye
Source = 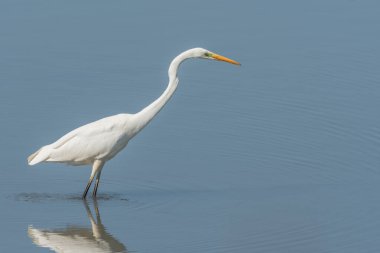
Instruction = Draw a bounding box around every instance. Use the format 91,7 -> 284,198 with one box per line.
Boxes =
204,52 -> 212,57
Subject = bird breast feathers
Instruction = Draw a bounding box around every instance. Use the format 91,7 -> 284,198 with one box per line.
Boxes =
48,114 -> 133,162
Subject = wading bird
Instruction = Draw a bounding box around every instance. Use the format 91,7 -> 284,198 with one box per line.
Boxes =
28,48 -> 240,198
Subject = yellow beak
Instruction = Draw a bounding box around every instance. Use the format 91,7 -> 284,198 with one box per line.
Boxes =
212,53 -> 241,65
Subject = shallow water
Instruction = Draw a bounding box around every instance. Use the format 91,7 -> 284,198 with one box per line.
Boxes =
1,0 -> 380,252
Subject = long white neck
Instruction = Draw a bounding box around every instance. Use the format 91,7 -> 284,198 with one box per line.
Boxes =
133,50 -> 191,131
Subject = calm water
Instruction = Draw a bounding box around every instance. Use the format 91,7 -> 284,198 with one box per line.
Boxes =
1,0 -> 380,252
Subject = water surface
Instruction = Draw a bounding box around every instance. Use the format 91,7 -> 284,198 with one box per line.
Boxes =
1,0 -> 380,252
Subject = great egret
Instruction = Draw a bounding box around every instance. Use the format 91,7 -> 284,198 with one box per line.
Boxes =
28,47 -> 240,198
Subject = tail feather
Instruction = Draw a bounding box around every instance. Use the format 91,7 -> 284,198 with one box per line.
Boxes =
28,147 -> 50,165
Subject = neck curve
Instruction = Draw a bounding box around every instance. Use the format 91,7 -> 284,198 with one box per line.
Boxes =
133,50 -> 190,131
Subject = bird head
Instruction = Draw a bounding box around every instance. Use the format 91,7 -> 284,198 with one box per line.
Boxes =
189,48 -> 241,65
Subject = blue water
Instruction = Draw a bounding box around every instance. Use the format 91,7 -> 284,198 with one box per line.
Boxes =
1,0 -> 380,252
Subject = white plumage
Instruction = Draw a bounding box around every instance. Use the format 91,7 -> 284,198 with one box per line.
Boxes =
28,47 -> 240,198
29,114 -> 134,166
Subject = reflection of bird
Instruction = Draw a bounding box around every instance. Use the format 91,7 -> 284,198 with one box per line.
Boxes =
28,199 -> 127,253
28,48 -> 240,198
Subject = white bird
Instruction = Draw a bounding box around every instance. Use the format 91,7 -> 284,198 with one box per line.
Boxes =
28,47 -> 240,198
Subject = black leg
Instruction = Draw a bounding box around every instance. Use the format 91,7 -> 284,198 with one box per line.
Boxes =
92,170 -> 102,197
83,160 -> 105,199
82,173 -> 96,199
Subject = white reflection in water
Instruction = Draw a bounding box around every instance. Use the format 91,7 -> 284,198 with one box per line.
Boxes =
28,199 -> 127,253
